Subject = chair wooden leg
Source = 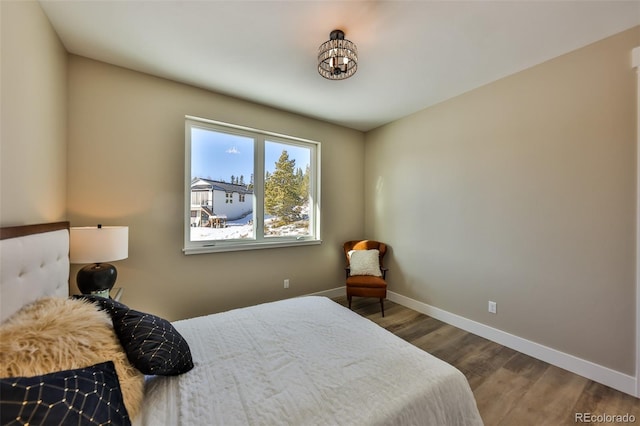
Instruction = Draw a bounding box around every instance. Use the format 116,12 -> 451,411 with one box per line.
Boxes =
380,298 -> 385,317
348,295 -> 352,310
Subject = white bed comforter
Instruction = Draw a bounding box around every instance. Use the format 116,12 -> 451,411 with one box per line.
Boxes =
134,296 -> 483,426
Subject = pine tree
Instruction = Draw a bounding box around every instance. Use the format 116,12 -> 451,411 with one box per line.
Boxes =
264,150 -> 302,224
299,165 -> 310,200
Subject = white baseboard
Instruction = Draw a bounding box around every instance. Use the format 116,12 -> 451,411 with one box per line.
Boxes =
306,286 -> 345,299
386,291 -> 638,398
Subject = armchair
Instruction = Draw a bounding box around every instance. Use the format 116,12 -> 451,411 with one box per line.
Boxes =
343,240 -> 388,317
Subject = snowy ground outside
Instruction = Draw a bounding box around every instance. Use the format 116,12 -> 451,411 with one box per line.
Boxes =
190,213 -> 309,241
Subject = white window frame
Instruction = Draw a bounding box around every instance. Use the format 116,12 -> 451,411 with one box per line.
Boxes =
184,115 -> 321,254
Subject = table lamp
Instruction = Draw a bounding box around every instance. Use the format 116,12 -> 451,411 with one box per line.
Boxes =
70,224 -> 128,298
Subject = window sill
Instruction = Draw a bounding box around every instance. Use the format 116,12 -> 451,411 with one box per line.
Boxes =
183,239 -> 322,255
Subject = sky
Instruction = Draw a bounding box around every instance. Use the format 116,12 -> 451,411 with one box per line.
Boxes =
191,127 -> 311,183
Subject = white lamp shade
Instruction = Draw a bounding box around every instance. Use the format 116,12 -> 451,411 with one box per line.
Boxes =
70,226 -> 128,264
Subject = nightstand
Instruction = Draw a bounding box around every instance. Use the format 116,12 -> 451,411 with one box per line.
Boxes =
110,287 -> 124,302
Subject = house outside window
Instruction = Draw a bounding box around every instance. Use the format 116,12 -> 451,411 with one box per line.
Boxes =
184,116 -> 321,254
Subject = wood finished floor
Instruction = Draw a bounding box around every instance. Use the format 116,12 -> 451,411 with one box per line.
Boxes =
333,296 -> 640,426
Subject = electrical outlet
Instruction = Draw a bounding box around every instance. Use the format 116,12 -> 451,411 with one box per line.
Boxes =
284,279 -> 290,289
488,301 -> 497,314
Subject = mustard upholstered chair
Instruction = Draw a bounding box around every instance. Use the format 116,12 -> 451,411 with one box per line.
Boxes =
343,240 -> 388,317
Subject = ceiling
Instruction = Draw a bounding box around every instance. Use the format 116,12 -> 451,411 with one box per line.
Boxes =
39,1 -> 639,132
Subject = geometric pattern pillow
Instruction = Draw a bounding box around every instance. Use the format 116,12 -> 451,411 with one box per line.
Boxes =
0,361 -> 131,426
75,295 -> 194,376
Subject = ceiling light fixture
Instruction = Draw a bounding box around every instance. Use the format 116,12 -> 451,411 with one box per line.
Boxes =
318,29 -> 358,80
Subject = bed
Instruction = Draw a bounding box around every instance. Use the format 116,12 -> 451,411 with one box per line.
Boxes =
0,222 -> 483,426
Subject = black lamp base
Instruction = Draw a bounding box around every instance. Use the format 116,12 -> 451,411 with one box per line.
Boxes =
77,263 -> 117,298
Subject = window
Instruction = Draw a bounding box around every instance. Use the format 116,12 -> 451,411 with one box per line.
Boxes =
184,116 -> 321,254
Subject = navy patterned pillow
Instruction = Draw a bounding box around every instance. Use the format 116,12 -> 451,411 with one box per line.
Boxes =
0,361 -> 130,426
76,295 -> 194,376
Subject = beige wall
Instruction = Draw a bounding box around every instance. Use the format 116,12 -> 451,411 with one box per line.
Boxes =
67,56 -> 365,320
365,27 -> 639,375
0,0 -> 67,225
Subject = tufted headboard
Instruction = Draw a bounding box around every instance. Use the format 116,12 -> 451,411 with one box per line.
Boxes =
0,221 -> 70,323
